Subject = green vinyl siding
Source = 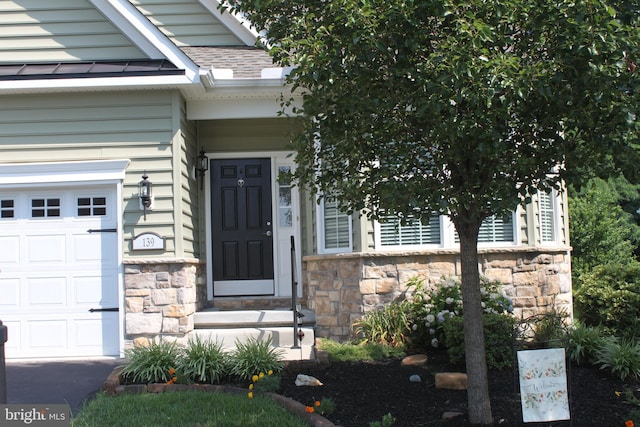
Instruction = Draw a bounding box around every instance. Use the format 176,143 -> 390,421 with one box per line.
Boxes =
0,0 -> 146,61
130,0 -> 243,46
0,90 -> 191,259
177,96 -> 200,259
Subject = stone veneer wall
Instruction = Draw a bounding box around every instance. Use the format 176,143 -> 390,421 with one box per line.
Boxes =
123,259 -> 205,349
304,247 -> 572,342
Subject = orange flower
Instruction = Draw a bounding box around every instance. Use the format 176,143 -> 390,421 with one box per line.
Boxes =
315,401 -> 321,407
305,406 -> 315,413
625,420 -> 634,427
168,368 -> 176,376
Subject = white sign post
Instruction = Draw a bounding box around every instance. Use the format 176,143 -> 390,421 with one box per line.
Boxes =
517,348 -> 570,423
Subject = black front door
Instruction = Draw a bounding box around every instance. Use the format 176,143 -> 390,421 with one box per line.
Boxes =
211,158 -> 274,296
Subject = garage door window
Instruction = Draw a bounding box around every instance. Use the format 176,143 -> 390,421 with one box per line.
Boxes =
31,198 -> 60,218
77,197 -> 107,217
1,199 -> 14,218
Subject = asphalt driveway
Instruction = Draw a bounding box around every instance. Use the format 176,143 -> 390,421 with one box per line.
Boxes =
3,357 -> 124,415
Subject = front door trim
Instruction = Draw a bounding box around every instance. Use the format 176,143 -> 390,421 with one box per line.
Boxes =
204,151 -> 301,300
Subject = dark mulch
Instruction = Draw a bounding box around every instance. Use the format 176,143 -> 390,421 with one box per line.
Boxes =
279,351 -> 639,426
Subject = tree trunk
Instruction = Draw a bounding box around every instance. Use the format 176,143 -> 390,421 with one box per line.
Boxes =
456,220 -> 493,425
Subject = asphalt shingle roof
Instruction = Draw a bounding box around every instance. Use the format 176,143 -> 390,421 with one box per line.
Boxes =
181,46 -> 275,78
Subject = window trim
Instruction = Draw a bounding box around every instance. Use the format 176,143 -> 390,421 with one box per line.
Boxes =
373,209 -> 521,250
538,189 -> 560,245
374,214 -> 443,250
316,197 -> 353,254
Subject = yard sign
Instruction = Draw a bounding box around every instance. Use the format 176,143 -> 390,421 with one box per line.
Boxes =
517,348 -> 570,423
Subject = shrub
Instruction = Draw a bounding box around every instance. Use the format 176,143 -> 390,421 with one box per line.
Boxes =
568,324 -> 607,365
121,340 -> 181,384
595,338 -> 640,381
443,313 -> 516,370
317,338 -> 405,362
405,276 -> 513,350
352,301 -> 411,348
176,335 -> 229,384
228,336 -> 285,380
574,262 -> 640,338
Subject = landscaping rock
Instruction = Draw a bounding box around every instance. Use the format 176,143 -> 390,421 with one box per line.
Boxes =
434,372 -> 468,390
409,374 -> 422,383
442,411 -> 465,421
401,354 -> 428,367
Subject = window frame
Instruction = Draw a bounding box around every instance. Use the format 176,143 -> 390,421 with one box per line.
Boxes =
316,197 -> 353,254
538,189 -> 560,245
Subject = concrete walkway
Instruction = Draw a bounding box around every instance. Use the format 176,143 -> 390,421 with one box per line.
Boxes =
4,358 -> 124,415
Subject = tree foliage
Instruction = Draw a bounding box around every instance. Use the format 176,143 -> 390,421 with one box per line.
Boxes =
222,0 -> 639,423
569,177 -> 640,280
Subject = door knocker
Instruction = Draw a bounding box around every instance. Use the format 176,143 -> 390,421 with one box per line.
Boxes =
237,179 -> 245,187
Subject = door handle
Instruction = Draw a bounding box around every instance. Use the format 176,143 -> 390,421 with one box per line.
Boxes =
263,230 -> 272,237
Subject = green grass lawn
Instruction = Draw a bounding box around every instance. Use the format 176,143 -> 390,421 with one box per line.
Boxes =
72,390 -> 308,427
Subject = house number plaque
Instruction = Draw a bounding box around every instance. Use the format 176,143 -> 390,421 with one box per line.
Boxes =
132,232 -> 165,251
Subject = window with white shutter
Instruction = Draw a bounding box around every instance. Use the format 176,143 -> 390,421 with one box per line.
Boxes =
454,213 -> 516,244
379,215 -> 441,247
539,190 -> 556,243
318,198 -> 352,253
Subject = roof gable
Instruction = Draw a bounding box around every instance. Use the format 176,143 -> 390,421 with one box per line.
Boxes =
130,0 -> 255,47
0,0 -> 147,62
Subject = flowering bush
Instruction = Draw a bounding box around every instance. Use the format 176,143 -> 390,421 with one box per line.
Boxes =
406,276 -> 513,350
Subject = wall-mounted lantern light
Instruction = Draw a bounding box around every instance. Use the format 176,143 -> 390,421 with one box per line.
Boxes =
139,172 -> 153,220
195,149 -> 209,189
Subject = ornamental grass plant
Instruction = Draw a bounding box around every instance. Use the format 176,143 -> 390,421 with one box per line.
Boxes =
596,338 -> 640,381
228,336 -> 285,380
120,340 -> 181,384
176,335 -> 229,384
120,336 -> 286,386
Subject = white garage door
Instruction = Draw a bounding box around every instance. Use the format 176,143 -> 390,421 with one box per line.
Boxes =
0,185 -> 120,358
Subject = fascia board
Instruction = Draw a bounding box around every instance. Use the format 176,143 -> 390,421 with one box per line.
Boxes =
199,0 -> 259,46
0,74 -> 195,94
89,0 -> 200,81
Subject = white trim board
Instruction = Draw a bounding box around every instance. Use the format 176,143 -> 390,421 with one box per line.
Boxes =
0,159 -> 130,186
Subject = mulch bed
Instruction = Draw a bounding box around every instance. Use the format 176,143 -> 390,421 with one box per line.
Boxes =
278,351 -> 640,426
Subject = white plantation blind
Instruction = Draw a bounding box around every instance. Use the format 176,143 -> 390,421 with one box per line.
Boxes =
539,191 -> 555,242
454,213 -> 515,243
479,214 -> 514,243
380,215 -> 441,246
322,199 -> 351,251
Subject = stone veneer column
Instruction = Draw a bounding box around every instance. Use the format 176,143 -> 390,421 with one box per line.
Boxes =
123,259 -> 204,349
304,247 -> 572,342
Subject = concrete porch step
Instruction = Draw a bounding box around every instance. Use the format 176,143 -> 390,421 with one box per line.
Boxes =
194,308 -> 315,328
193,309 -> 316,361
